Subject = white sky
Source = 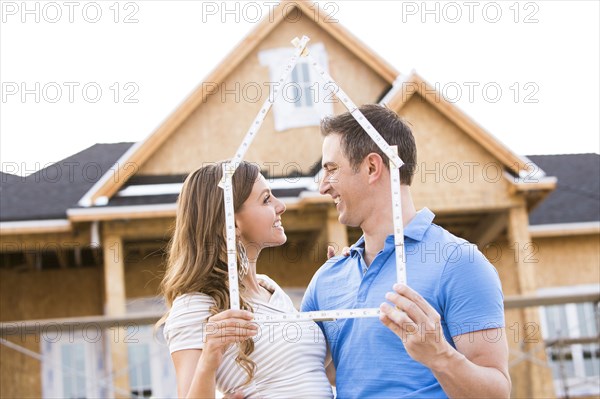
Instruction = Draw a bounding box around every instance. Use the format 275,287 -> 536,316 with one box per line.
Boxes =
1,0 -> 599,176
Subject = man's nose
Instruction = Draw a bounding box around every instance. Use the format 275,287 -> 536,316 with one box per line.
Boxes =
319,174 -> 330,195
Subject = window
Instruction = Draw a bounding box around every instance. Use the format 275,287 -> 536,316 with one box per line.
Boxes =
539,285 -> 600,397
290,62 -> 313,108
42,331 -> 110,398
258,43 -> 334,131
42,297 -> 176,398
126,325 -> 177,398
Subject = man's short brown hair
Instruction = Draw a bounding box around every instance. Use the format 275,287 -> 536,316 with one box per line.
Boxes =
321,104 -> 417,185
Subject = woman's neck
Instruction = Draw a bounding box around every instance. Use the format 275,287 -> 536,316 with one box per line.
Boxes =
241,260 -> 272,302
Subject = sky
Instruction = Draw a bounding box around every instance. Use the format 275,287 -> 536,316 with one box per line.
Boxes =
1,0 -> 599,176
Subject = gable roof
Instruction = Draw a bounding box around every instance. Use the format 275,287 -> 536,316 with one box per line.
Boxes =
527,153 -> 600,225
384,72 -> 546,178
78,0 -> 400,208
0,143 -> 133,222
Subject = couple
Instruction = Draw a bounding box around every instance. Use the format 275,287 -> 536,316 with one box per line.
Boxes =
160,105 -> 511,398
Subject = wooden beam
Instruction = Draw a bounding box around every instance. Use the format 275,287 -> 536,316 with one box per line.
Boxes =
0,231 -> 91,252
0,312 -> 163,334
3,287 -> 598,334
546,336 -> 600,347
529,221 -> 600,238
68,204 -> 176,222
504,289 -> 600,309
508,176 -> 557,194
508,206 -> 537,294
102,233 -> 130,397
0,219 -> 71,235
103,218 -> 174,240
466,211 -> 507,248
56,248 -> 69,269
507,203 -> 555,398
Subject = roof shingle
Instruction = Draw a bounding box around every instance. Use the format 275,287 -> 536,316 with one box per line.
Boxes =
527,153 -> 600,225
0,143 -> 134,221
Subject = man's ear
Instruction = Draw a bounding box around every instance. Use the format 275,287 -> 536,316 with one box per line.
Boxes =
365,153 -> 385,184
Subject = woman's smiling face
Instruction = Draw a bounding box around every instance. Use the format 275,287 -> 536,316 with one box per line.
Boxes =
235,174 -> 287,256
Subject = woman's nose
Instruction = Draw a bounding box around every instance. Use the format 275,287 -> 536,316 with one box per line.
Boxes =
275,197 -> 286,214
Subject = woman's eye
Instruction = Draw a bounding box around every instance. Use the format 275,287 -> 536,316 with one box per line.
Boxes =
264,195 -> 271,204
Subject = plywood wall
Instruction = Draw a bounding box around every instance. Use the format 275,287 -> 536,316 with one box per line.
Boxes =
257,230 -> 326,287
0,268 -> 103,322
1,334 -> 42,398
399,94 -> 519,213
124,250 -> 165,299
532,234 -> 600,287
0,268 -> 104,399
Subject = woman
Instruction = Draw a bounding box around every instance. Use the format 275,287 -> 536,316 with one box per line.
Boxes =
160,161 -> 333,398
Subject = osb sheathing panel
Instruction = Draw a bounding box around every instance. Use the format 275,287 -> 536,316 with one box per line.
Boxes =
1,334 -> 42,398
399,94 -> 519,213
491,239 -> 564,398
533,234 -> 600,288
139,16 -> 388,176
124,253 -> 165,298
0,268 -> 103,322
492,235 -> 600,294
256,232 -> 326,287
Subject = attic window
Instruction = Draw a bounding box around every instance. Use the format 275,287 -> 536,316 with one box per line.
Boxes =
259,43 -> 334,131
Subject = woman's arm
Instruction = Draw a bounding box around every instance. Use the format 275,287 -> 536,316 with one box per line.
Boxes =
324,343 -> 336,386
171,309 -> 257,398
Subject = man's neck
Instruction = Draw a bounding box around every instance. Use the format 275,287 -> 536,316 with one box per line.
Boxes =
362,186 -> 416,267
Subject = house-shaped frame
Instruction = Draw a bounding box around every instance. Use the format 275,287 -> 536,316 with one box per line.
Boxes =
221,36 -> 406,322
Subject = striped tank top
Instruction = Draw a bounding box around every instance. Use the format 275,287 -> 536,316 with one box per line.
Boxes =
163,274 -> 333,398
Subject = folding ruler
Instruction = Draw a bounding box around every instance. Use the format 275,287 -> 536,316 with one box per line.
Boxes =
219,36 -> 406,322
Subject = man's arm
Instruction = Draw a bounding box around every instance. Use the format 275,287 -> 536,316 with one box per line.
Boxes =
380,283 -> 511,398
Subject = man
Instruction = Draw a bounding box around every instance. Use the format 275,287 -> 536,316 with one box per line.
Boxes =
301,104 -> 511,398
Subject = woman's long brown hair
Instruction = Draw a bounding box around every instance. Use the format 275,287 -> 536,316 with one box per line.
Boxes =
159,160 -> 259,384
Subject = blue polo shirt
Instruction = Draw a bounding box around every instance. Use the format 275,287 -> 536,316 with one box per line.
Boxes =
301,208 -> 505,399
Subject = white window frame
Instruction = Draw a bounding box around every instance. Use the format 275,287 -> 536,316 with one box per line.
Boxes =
126,324 -> 177,398
125,296 -> 177,398
259,42 -> 334,131
538,284 -> 600,397
41,329 -> 111,398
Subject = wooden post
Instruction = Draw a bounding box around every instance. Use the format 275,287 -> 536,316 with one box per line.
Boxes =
507,204 -> 555,398
102,233 -> 130,398
326,207 -> 348,255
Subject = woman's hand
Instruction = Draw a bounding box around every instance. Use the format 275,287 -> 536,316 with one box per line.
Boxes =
202,309 -> 257,366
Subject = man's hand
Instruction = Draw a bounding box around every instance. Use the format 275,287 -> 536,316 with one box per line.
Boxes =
379,283 -> 454,370
327,245 -> 351,259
